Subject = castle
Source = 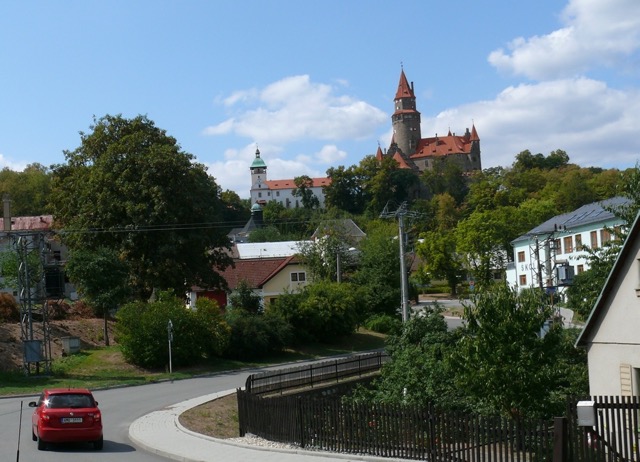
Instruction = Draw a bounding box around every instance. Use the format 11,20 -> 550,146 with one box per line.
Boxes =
249,69 -> 481,207
378,69 -> 481,174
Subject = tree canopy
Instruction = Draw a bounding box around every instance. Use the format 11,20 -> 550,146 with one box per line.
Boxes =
49,114 -> 232,300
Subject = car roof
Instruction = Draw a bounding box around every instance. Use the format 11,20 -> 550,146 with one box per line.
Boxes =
44,388 -> 93,395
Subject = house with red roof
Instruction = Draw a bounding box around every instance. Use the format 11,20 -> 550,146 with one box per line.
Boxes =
188,241 -> 310,308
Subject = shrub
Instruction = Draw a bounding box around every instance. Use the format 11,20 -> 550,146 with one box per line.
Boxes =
115,291 -> 226,369
364,314 -> 402,335
0,293 -> 19,322
223,309 -> 291,360
271,281 -> 362,343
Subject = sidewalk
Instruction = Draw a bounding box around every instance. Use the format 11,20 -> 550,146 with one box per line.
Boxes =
129,390 -> 409,462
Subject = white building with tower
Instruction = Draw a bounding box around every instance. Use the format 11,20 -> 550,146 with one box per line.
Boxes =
249,148 -> 330,208
505,197 -> 629,299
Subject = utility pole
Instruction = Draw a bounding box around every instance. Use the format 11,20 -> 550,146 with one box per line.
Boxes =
380,202 -> 420,323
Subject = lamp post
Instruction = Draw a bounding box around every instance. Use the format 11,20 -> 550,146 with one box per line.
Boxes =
167,320 -> 173,374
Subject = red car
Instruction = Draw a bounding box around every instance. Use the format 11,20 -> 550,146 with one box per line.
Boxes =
29,388 -> 103,450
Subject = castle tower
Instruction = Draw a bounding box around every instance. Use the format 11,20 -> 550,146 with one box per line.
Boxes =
391,69 -> 421,156
250,147 -> 267,191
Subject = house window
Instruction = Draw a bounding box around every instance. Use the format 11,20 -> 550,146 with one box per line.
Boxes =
601,229 -> 612,245
519,274 -> 527,286
577,264 -> 584,274
517,251 -> 525,263
276,191 -> 280,197
590,230 -> 598,249
267,191 -> 271,196
564,236 -> 573,253
575,234 -> 582,251
555,239 -> 562,254
290,272 -> 306,282
258,192 -> 262,198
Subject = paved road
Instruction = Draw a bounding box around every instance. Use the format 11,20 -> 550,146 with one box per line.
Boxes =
1,369 -> 253,461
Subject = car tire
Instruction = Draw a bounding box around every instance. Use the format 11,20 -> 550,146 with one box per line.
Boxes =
37,436 -> 46,451
94,436 -> 104,450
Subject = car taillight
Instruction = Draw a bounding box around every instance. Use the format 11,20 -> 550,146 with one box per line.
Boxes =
93,411 -> 101,423
41,414 -> 51,422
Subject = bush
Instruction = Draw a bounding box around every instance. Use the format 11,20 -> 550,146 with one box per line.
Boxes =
271,281 -> 362,343
223,309 -> 291,360
364,314 -> 402,335
0,293 -> 19,322
115,291 -> 228,369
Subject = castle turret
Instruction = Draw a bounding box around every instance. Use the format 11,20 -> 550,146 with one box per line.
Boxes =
391,69 -> 421,156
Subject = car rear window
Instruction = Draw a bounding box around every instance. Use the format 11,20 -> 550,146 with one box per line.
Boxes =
47,394 -> 94,409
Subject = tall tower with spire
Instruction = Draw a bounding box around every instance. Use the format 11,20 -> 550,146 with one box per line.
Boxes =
383,68 -> 481,174
391,69 -> 422,156
250,147 -> 267,198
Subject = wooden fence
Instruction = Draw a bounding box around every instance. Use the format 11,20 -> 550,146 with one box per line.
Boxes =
237,391 -> 554,461
563,395 -> 640,462
244,351 -> 389,395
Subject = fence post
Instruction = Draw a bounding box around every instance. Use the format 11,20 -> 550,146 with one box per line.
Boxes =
553,416 -> 568,462
298,397 -> 305,448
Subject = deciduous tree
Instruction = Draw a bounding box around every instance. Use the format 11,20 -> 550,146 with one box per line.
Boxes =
49,114 -> 232,300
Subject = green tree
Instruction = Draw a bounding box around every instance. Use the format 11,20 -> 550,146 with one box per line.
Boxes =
65,247 -> 131,346
421,158 -> 469,204
352,221 -> 402,318
48,114 -> 232,300
0,164 -> 52,216
350,306 -> 461,407
324,165 -> 365,214
292,175 -> 320,209
454,285 -> 569,419
417,230 -> 464,296
228,280 -> 262,314
271,280 -> 362,343
456,207 -> 517,287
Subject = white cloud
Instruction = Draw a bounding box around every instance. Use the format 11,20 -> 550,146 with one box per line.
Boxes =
488,0 -> 640,80
0,153 -> 28,172
203,75 -> 387,145
422,78 -> 640,170
314,145 -> 347,164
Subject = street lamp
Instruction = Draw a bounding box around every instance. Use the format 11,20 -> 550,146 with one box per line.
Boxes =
167,320 -> 173,374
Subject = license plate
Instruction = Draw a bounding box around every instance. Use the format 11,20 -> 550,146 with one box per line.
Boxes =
61,417 -> 83,423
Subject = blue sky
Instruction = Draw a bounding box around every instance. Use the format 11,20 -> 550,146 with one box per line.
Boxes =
1,0 -> 639,199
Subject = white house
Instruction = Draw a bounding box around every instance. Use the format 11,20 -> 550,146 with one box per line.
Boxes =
505,197 -> 628,300
249,148 -> 330,208
576,208 -> 640,396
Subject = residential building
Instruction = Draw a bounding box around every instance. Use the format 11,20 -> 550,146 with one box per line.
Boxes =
505,197 -> 629,299
249,148 -> 330,208
188,241 -> 310,308
576,208 -> 640,396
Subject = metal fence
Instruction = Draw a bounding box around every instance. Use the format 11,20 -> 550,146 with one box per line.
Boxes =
237,391 -> 554,461
244,351 -> 389,395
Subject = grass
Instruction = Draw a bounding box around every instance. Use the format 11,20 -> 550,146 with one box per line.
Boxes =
0,328 -> 387,396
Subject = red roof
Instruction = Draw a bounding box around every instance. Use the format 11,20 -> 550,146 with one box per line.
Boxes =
411,131 -> 476,159
264,177 -> 331,190
395,69 -> 414,100
0,215 -> 53,231
220,256 -> 297,290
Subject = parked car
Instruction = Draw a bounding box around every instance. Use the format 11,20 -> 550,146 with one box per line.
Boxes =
29,388 -> 103,450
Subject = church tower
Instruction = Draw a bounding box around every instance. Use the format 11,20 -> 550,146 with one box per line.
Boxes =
249,147 -> 268,205
391,69 -> 421,155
